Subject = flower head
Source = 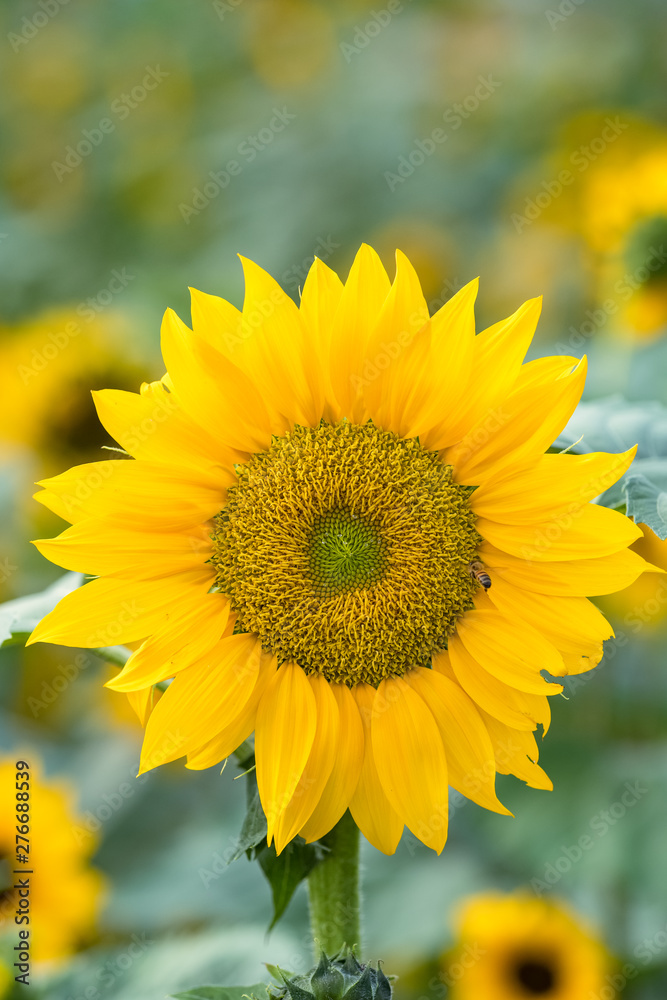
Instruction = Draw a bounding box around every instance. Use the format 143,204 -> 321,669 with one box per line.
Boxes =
443,891 -> 613,999
29,246 -> 650,854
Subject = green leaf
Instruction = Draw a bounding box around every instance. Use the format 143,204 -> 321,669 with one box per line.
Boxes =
265,964 -> 294,983
236,785 -> 269,860
171,984 -> 270,1000
552,396 -> 667,536
0,572 -> 83,647
229,758 -> 326,929
553,396 -> 667,458
256,838 -> 325,930
622,474 -> 667,539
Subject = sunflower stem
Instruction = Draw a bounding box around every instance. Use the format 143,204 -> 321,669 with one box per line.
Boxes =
307,810 -> 361,958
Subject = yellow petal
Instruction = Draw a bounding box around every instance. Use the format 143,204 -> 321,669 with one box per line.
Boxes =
161,306 -> 272,453
349,683 -> 403,854
372,676 -> 449,853
456,610 -> 564,693
471,447 -> 637,524
189,286 -> 243,354
92,381 -> 236,470
484,575 -> 613,661
441,645 -> 552,732
126,686 -> 160,727
139,633 -> 262,772
299,682 -> 364,843
477,503 -> 643,562
239,256 -> 324,427
27,568 -> 213,648
106,593 -> 230,692
328,244 -> 391,421
273,673 -> 340,853
33,520 -> 212,578
407,667 -> 511,816
401,279 -> 478,442
558,650 -> 603,676
299,258 -> 344,423
448,356 -> 587,483
429,296 -> 542,449
361,249 -> 430,427
35,460 -> 231,530
186,651 -> 278,769
479,540 -> 655,596
479,710 -> 553,790
255,662 -> 317,847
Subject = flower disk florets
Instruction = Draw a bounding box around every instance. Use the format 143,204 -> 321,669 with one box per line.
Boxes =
211,420 -> 480,686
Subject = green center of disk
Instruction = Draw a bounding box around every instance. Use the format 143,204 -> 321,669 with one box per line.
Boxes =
308,509 -> 387,596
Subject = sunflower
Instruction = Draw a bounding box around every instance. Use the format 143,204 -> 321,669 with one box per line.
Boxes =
0,306 -> 151,476
543,117 -> 667,339
443,891 -> 613,999
0,757 -> 104,963
29,246 -> 651,855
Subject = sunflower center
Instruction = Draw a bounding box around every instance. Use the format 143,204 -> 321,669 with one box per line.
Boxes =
211,420 -> 480,686
512,957 -> 558,995
308,509 -> 387,596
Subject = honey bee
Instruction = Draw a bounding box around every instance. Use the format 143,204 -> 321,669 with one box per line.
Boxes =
468,560 -> 491,590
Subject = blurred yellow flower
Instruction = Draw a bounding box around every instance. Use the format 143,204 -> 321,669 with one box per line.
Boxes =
598,523 -> 667,630
548,116 -> 667,340
0,757 -> 104,963
0,306 -> 151,477
444,891 -> 613,999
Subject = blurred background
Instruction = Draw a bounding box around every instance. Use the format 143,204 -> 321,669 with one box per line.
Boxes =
1,0 -> 666,997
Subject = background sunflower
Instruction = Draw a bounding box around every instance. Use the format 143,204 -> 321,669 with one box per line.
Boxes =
0,757 -> 104,964
443,891 -> 613,1000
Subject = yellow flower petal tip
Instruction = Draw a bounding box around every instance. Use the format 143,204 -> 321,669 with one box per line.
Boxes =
29,245 -> 642,855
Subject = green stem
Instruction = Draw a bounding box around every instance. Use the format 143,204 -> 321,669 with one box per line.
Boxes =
307,810 -> 361,958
